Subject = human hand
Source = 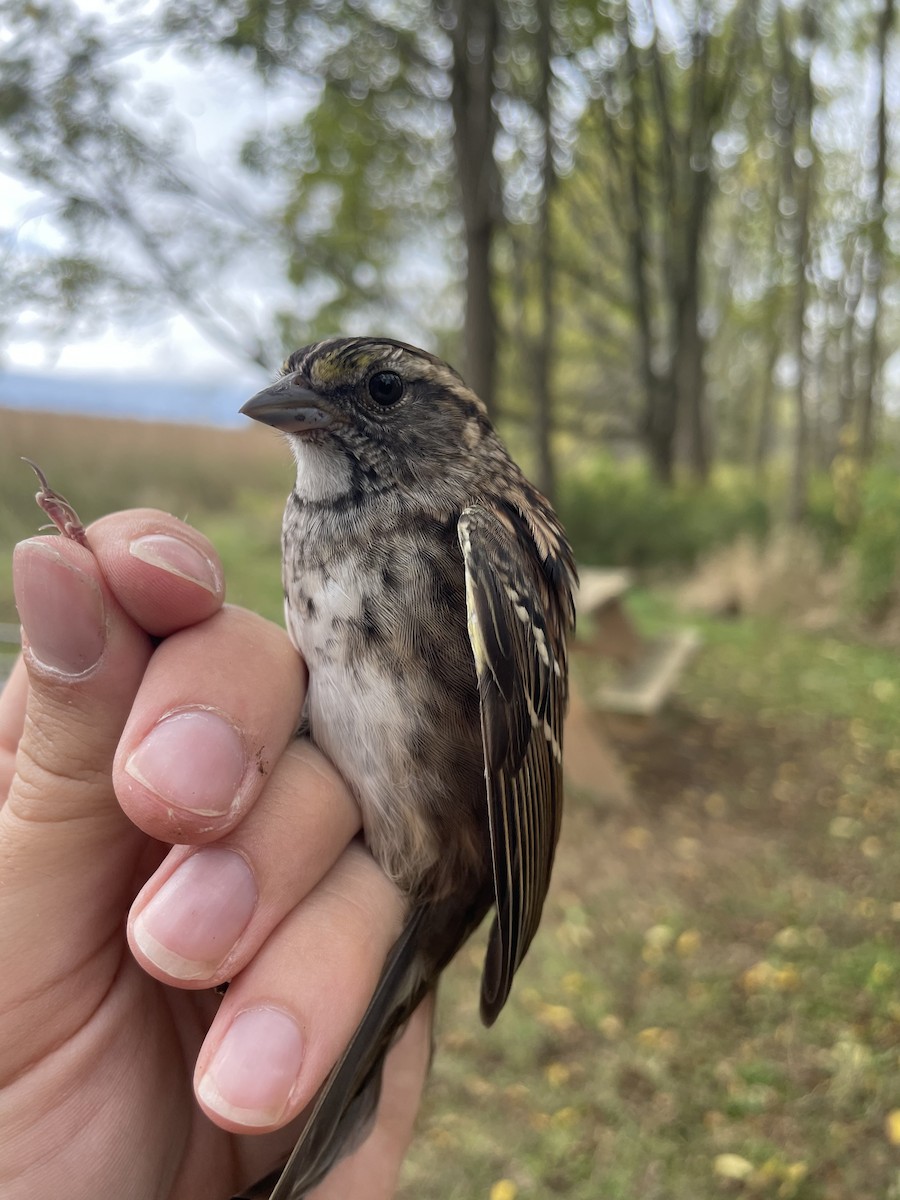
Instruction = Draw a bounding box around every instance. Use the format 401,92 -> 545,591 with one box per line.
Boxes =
0,509 -> 431,1200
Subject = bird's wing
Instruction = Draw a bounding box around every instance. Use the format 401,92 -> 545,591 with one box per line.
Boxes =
459,500 -> 574,1025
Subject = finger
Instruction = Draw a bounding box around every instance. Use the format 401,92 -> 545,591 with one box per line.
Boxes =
231,997 -> 434,1199
0,657 -> 28,802
85,508 -> 225,637
127,740 -> 361,986
0,514 -> 225,813
194,842 -> 406,1133
113,605 -> 306,843
308,994 -> 434,1200
0,537 -> 153,1033
6,537 -> 150,833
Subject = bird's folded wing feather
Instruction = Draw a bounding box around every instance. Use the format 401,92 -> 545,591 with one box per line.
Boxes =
458,500 -> 574,1025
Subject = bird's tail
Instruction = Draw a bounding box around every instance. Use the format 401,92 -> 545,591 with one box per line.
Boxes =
262,906 -> 430,1200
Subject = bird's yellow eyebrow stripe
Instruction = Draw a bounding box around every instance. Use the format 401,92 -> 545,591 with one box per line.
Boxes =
311,347 -> 386,384
309,356 -> 345,384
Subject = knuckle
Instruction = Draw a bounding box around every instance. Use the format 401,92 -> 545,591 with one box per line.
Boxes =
10,723 -> 114,821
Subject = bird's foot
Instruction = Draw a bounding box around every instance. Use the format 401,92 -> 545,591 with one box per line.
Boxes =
22,458 -> 89,547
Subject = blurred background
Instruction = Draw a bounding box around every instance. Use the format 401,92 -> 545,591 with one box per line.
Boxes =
3,1 -> 900,1197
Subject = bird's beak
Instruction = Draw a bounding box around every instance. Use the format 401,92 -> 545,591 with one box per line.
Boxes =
240,379 -> 334,434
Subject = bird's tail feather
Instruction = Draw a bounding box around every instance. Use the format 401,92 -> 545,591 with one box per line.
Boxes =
265,906 -> 429,1200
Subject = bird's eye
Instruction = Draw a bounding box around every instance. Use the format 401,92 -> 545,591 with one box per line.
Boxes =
368,371 -> 404,406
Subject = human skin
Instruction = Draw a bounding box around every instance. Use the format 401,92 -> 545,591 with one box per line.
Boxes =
0,509 -> 430,1200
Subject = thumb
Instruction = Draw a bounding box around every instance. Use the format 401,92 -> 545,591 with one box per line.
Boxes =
1,536 -> 153,975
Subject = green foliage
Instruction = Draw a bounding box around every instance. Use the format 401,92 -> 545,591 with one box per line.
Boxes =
850,465 -> 900,617
803,471 -> 851,564
557,457 -> 769,569
801,462 -> 900,617
557,453 -> 900,630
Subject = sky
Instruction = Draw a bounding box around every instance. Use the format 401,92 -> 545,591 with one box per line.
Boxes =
6,306 -> 252,380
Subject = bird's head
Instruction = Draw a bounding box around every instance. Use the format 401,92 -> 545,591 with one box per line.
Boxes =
241,336 -> 498,506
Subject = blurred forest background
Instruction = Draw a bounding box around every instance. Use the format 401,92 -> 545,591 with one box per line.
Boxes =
5,2 -> 900,1198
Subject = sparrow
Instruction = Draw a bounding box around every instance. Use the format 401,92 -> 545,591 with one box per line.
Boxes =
239,336 -> 576,1199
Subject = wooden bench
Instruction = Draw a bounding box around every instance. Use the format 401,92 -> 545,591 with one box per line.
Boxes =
574,568 -> 641,664
598,628 -> 701,715
574,567 -> 700,718
563,569 -> 637,807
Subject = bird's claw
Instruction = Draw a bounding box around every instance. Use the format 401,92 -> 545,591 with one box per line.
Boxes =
22,457 -> 89,547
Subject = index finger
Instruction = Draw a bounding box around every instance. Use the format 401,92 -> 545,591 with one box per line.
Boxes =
86,508 -> 225,637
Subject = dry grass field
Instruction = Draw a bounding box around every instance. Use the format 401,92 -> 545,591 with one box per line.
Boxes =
0,406 -> 290,624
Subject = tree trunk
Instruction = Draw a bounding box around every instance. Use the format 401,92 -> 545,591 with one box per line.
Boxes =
532,0 -> 556,501
440,0 -> 500,415
675,266 -> 710,481
645,375 -> 678,486
675,17 -> 715,482
620,30 -> 678,484
837,241 -> 862,438
857,0 -> 894,461
463,217 -> 497,409
753,333 -> 779,479
753,103 -> 787,480
786,1 -> 816,525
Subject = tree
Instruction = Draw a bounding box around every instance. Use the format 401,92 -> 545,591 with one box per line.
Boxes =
0,0 -> 284,369
857,0 -> 895,461
438,0 -> 503,410
574,0 -> 760,483
782,0 -> 817,524
163,0 -> 511,409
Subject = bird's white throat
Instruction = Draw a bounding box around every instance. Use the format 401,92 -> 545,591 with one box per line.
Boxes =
290,438 -> 353,502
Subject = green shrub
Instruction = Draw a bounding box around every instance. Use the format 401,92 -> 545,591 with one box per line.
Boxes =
804,472 -> 852,564
557,457 -> 770,570
851,465 -> 900,617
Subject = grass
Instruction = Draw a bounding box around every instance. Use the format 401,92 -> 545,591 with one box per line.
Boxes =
3,407 -> 900,1197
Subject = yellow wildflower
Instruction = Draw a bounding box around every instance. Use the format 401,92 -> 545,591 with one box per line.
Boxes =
489,1181 -> 518,1200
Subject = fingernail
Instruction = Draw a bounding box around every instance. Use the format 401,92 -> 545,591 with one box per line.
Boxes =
133,848 -> 257,979
129,533 -> 222,595
13,540 -> 106,677
125,708 -> 247,816
198,1007 -> 304,1126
